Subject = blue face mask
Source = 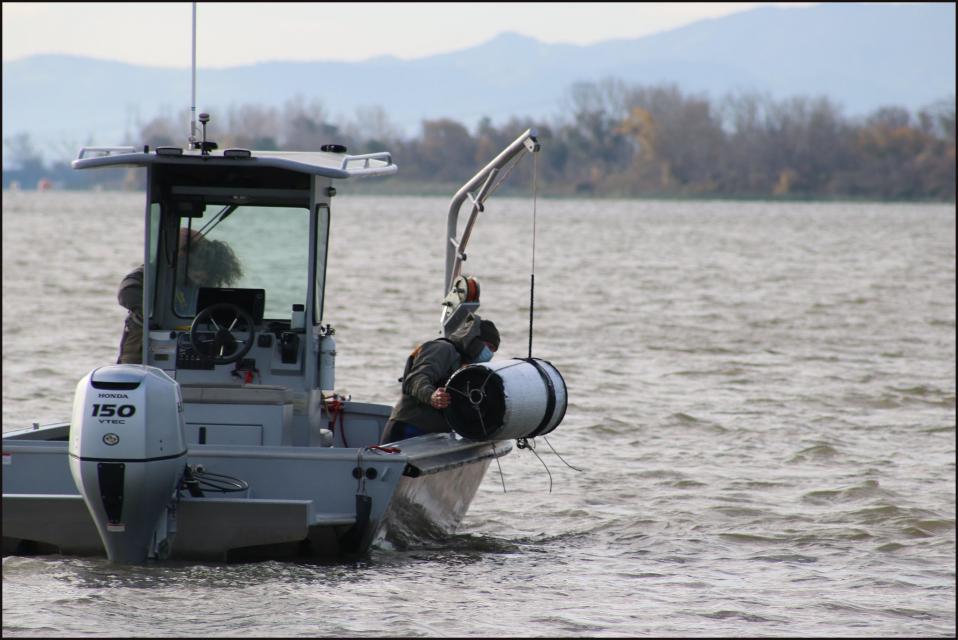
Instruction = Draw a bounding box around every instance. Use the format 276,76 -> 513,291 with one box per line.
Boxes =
473,344 -> 494,363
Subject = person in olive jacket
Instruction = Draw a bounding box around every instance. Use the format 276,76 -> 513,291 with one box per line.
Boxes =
116,265 -> 147,364
383,314 -> 500,442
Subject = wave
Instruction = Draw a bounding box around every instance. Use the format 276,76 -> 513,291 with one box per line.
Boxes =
786,443 -> 843,463
801,479 -> 896,505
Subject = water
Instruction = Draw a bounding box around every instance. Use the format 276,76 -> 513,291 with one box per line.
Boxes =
2,191 -> 955,637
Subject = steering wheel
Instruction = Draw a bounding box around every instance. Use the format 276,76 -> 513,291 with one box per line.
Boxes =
189,303 -> 256,365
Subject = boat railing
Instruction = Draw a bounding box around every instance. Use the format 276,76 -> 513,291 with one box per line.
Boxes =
340,152 -> 393,171
76,146 -> 138,160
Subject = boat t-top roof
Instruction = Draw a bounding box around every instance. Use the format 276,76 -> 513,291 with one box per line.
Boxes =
72,146 -> 397,180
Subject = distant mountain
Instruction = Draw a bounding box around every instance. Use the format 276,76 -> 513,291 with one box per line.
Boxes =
3,2 -> 955,163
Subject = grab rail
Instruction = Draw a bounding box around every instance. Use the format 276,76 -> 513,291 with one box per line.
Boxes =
76,146 -> 137,160
340,152 -> 393,171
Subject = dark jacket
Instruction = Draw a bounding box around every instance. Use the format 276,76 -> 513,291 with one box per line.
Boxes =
117,265 -> 144,364
387,314 -> 485,434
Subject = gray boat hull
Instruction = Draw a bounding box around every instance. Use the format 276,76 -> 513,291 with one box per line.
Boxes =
2,424 -> 511,561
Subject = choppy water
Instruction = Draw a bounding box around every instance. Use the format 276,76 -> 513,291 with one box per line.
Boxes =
2,191 -> 955,637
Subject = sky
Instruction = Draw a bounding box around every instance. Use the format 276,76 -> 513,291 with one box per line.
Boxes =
2,2 -> 816,68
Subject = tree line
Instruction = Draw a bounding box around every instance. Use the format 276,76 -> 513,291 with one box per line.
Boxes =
4,79 -> 955,200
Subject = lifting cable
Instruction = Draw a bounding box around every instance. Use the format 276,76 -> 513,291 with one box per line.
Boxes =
528,149 -> 539,359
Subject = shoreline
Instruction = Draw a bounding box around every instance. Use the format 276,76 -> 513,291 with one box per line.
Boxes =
2,186 -> 955,206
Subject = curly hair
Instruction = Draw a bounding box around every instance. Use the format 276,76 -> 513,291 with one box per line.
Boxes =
184,237 -> 243,287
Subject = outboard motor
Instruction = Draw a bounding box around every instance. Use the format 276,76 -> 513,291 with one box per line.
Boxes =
68,365 -> 187,562
445,358 -> 567,441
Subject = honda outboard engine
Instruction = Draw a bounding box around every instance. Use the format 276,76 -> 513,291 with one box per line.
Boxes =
445,358 -> 567,441
69,365 -> 187,562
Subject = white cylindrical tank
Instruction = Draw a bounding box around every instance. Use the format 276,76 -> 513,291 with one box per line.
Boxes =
444,357 -> 567,441
319,333 -> 336,390
68,364 -> 187,562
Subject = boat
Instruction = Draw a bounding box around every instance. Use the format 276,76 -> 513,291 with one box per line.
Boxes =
2,34 -> 567,562
1,124 -> 567,563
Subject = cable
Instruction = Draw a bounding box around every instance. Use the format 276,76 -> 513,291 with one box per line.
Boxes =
542,436 -> 584,472
521,438 -> 553,493
529,149 -> 538,359
190,469 -> 249,493
491,443 -> 507,493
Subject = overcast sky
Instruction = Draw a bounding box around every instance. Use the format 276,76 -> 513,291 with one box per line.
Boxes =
3,2 -> 817,68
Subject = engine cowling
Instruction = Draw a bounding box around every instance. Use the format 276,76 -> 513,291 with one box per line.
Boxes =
68,364 -> 187,562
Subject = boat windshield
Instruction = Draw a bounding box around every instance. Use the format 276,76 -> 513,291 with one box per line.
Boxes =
173,205 -> 312,321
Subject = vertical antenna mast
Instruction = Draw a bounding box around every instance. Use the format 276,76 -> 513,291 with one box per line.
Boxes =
189,1 -> 197,148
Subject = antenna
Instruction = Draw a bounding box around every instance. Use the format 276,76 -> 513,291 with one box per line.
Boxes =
189,1 -> 198,148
